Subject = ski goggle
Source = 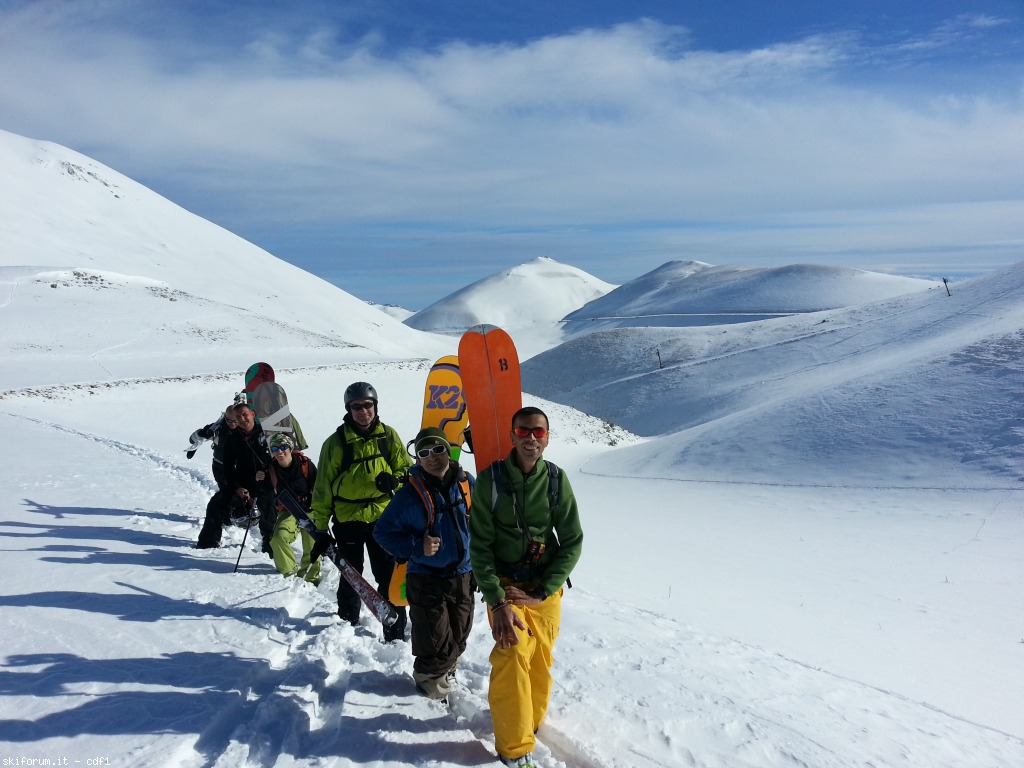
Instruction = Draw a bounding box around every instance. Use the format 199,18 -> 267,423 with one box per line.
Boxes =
416,444 -> 448,458
271,445 -> 291,453
513,426 -> 548,439
349,401 -> 375,412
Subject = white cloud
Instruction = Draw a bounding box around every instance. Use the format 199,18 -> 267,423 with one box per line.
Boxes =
0,6 -> 1021,280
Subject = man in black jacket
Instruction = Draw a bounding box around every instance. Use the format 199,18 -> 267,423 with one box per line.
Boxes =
197,403 -> 273,553
194,404 -> 239,549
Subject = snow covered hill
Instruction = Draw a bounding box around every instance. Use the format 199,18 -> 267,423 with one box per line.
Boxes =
0,129 -> 444,388
525,263 -> 1024,488
562,260 -> 936,332
404,256 -> 616,333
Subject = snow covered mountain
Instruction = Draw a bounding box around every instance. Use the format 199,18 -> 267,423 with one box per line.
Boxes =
562,260 -> 936,332
2,129 -> 1022,766
0,129 -> 445,389
525,263 -> 1024,488
404,256 -> 616,333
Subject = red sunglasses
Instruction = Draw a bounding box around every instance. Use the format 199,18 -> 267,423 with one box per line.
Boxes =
513,426 -> 548,439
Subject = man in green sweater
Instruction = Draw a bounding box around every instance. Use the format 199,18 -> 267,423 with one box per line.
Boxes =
469,406 -> 584,768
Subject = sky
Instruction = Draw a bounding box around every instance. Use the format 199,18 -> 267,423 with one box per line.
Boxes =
2,1 -> 1024,307
2,133 -> 1024,765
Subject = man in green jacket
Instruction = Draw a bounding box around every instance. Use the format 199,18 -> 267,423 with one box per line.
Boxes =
469,406 -> 583,768
311,381 -> 413,641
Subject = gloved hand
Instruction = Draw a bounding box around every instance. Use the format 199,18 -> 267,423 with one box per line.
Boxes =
186,428 -> 208,459
310,529 -> 334,562
375,472 -> 400,495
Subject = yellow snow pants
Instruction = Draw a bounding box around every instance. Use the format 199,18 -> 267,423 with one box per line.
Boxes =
488,588 -> 563,759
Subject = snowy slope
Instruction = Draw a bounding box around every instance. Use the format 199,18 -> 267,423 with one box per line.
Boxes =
526,265 -> 1024,487
3,364 -> 1022,767
404,256 -> 616,333
562,260 -> 936,331
1,130 -> 1022,767
0,128 -> 444,388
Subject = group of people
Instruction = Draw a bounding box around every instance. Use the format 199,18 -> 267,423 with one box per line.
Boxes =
188,379 -> 584,768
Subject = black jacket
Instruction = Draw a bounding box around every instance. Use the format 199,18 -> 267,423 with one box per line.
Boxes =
221,425 -> 272,494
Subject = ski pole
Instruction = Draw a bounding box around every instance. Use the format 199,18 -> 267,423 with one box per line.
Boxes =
233,497 -> 254,573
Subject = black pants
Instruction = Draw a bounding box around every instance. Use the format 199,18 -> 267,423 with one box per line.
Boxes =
407,571 -> 475,678
198,488 -> 273,548
197,489 -> 236,547
331,519 -> 407,638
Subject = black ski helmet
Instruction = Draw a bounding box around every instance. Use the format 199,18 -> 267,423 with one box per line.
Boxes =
344,381 -> 378,410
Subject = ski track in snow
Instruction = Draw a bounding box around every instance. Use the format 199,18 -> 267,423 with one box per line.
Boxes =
5,370 -> 1024,767
1,398 -> 601,767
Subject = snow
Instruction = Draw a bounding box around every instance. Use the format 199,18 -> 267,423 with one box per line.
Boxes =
403,257 -> 617,358
561,261 -> 937,332
1,127 -> 1023,767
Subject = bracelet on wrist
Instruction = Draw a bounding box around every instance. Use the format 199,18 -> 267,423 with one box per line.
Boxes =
492,599 -> 511,611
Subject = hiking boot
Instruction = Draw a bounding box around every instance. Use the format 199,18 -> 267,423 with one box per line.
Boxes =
497,754 -> 535,767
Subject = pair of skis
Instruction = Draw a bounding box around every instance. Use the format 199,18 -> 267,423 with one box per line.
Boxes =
277,489 -> 400,628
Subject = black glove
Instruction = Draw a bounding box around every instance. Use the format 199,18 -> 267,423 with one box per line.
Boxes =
310,529 -> 334,562
375,472 -> 400,495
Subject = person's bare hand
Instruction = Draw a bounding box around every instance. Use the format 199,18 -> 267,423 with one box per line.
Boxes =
504,585 -> 542,606
491,603 -> 527,649
423,534 -> 441,557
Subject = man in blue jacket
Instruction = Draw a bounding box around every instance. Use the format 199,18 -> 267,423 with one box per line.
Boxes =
375,427 -> 475,701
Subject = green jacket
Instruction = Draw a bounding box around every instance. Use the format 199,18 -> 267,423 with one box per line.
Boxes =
469,452 -> 583,605
311,420 -> 412,528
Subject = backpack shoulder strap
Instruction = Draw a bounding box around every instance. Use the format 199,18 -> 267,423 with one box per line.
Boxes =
336,424 -> 393,473
407,474 -> 437,531
488,460 -> 506,510
457,469 -> 472,513
489,458 -> 560,513
377,429 -> 393,472
545,460 -> 562,511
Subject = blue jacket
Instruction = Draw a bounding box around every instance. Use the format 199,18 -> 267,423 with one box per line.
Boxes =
374,464 -> 474,578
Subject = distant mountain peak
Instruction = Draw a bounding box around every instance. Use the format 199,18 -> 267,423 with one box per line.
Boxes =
404,256 -> 617,333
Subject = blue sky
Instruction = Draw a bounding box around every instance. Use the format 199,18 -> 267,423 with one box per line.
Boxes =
2,1 -> 1023,308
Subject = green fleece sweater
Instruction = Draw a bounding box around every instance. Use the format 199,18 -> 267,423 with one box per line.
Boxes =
469,452 -> 583,605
